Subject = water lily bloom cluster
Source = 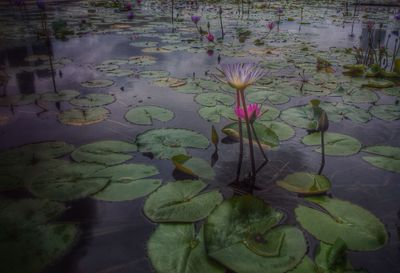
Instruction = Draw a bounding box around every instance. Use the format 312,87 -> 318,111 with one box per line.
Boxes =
220,63 -> 265,91
235,104 -> 261,121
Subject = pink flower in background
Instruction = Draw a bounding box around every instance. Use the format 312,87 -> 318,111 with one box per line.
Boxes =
267,22 -> 275,31
235,104 -> 261,120
127,11 -> 134,20
207,33 -> 215,42
125,3 -> 132,10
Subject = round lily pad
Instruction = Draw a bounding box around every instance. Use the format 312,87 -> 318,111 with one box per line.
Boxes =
80,79 -> 114,88
194,92 -> 235,107
369,105 -> 400,121
148,224 -> 224,273
152,77 -> 187,88
257,121 -> 295,141
128,55 -> 157,65
70,93 -> 115,107
171,154 -> 215,180
277,172 -> 331,194
125,106 -> 174,125
362,145 -> 400,173
135,128 -> 209,159
105,69 -> 134,77
198,105 -> 236,123
257,106 -> 280,121
302,132 -> 361,156
295,196 -> 388,251
247,90 -> 290,105
40,90 -> 80,102
139,70 -> 170,79
205,196 -> 307,273
58,107 -> 110,126
144,180 -> 223,222
71,140 -> 137,166
93,163 -> 159,182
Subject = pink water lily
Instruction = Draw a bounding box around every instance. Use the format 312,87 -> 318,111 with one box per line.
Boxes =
207,32 -> 215,42
235,104 -> 261,121
267,22 -> 275,31
127,11 -> 134,20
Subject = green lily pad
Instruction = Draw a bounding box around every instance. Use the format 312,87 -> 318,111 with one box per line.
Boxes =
70,93 -> 115,107
152,77 -> 187,88
0,94 -> 38,106
144,180 -> 222,222
173,79 -> 204,94
198,105 -> 236,123
40,90 -> 80,102
257,106 -> 280,121
147,224 -> 224,273
128,55 -> 157,65
205,195 -> 307,273
135,128 -> 209,159
369,105 -> 400,121
381,86 -> 400,97
93,163 -> 159,182
362,145 -> 400,173
302,132 -> 361,156
247,90 -> 290,105
295,196 -> 388,251
105,69 -> 134,77
171,154 -> 215,180
71,140 -> 137,166
257,121 -> 295,141
277,172 -> 331,194
288,256 -> 318,273
222,122 -> 280,148
80,79 -> 114,88
194,92 -> 235,106
139,70 -> 170,79
125,106 -> 174,125
58,107 -> 110,126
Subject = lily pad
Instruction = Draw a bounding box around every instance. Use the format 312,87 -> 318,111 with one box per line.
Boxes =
139,70 -> 170,79
362,145 -> 400,173
205,195 -> 307,273
222,122 -> 280,148
80,79 -> 114,88
147,224 -> 224,273
144,180 -> 222,222
198,105 -> 236,123
152,77 -> 187,88
302,132 -> 361,156
70,93 -> 116,107
135,128 -> 209,159
171,154 -> 215,180
295,196 -> 388,251
125,106 -> 174,125
71,140 -> 137,166
40,90 -> 80,102
247,90 -> 290,105
128,55 -> 157,65
194,92 -> 235,106
257,121 -> 295,141
277,172 -> 331,195
58,107 -> 110,126
369,105 -> 400,121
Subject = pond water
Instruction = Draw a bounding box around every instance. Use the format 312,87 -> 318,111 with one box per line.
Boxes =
0,1 -> 399,273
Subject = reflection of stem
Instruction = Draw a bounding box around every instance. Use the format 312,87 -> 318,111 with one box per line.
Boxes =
236,91 -> 243,182
239,89 -> 256,190
318,131 -> 325,175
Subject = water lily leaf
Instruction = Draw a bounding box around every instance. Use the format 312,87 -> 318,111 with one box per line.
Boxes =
205,195 -> 307,273
369,105 -> 400,121
128,55 -> 157,65
40,89 -> 80,102
361,79 -> 394,89
71,140 -> 137,165
288,256 -> 318,273
277,172 -> 331,195
58,107 -> 110,125
172,154 -> 215,180
295,196 -> 388,251
152,77 -> 187,88
144,180 -> 222,223
257,106 -> 280,121
101,59 -> 128,65
362,145 -> 400,173
148,224 -> 224,273
135,128 -> 209,159
257,121 -> 295,141
381,86 -> 400,97
139,70 -> 170,79
0,94 -> 38,106
194,92 -> 235,106
70,93 -> 115,107
173,79 -> 205,94
247,90 -> 290,105
302,132 -> 361,156
29,162 -> 108,201
93,163 -> 159,182
335,86 -> 378,104
80,79 -> 114,88
198,105 -> 236,123
125,106 -> 174,125
105,69 -> 134,77
222,122 -> 280,148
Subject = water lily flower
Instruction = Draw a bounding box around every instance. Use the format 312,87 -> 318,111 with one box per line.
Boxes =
218,63 -> 265,91
395,13 -> 400,21
235,104 -> 261,122
276,7 -> 284,14
36,0 -> 45,10
125,3 -> 132,10
137,0 -> 142,4
127,11 -> 134,20
267,22 -> 275,31
191,15 -> 201,24
207,32 -> 215,42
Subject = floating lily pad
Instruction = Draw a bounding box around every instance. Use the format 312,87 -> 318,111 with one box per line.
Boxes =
70,93 -> 115,107
222,122 -> 280,148
173,79 -> 204,94
71,140 -> 137,166
277,172 -> 331,194
171,154 -> 215,180
135,128 -> 209,159
58,107 -> 110,126
257,121 -> 295,141
105,69 -> 134,77
144,180 -> 222,222
205,195 -> 307,273
381,86 -> 400,97
40,90 -> 80,102
125,106 -> 174,125
280,105 -> 318,130
93,163 -> 159,182
295,196 -> 388,251
369,105 -> 400,121
247,90 -> 290,105
80,79 -> 114,88
194,92 -> 235,106
198,105 -> 236,123
362,145 -> 400,173
257,106 -> 280,121
128,55 -> 157,65
335,86 -> 378,104
0,94 -> 38,106
152,77 -> 187,88
302,132 -> 361,156
148,224 -> 224,273
139,70 -> 170,79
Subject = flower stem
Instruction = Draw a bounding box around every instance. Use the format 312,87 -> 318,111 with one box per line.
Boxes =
318,131 -> 325,175
239,89 -> 256,190
236,90 -> 243,182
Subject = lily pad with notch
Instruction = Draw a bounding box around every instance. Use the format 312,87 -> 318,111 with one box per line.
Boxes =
58,107 -> 110,126
70,93 -> 115,107
302,132 -> 361,156
362,145 -> 400,173
171,154 -> 215,180
125,106 -> 174,125
277,172 -> 331,195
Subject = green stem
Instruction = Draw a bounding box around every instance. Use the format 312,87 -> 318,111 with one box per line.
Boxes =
318,131 -> 325,175
236,90 -> 243,182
